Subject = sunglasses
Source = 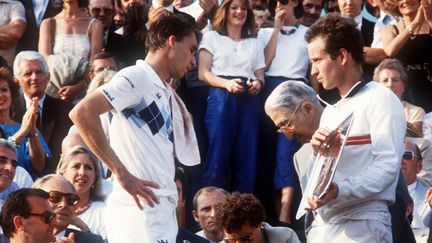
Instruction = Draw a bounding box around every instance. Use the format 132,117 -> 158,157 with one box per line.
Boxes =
48,191 -> 80,206
22,211 -> 55,224
402,151 -> 417,161
278,0 -> 289,5
90,7 -> 114,15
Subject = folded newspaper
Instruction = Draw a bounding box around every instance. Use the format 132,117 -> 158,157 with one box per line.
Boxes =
296,112 -> 354,219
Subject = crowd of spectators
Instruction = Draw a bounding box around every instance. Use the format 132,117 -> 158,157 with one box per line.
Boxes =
0,0 -> 431,241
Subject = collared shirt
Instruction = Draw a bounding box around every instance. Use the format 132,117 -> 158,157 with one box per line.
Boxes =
408,180 -> 418,202
371,11 -> 396,48
24,94 -> 46,119
33,0 -> 50,26
353,14 -> 363,30
0,0 -> 26,65
55,230 -> 66,239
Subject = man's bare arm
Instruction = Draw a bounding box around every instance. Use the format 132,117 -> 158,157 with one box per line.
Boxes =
70,92 -> 160,210
0,19 -> 26,48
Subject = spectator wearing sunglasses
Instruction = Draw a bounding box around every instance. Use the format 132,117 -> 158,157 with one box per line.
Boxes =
33,174 -> 104,243
401,140 -> 429,240
215,192 -> 300,243
0,188 -> 56,243
89,0 -> 115,31
256,0 -> 311,226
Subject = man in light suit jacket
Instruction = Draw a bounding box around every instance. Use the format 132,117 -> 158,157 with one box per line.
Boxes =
402,140 -> 430,241
12,51 -> 73,176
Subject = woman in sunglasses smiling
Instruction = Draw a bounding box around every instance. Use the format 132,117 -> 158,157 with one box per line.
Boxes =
198,0 -> 265,192
56,146 -> 107,240
256,0 -> 311,226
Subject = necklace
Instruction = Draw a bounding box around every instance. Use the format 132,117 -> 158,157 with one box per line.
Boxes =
402,18 -> 418,39
75,200 -> 92,215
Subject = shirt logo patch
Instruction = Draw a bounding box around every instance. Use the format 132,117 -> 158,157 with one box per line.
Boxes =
121,75 -> 135,89
102,89 -> 114,101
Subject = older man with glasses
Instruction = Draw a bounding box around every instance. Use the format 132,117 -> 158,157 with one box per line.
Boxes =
33,174 -> 104,243
401,140 -> 430,241
0,188 -> 56,243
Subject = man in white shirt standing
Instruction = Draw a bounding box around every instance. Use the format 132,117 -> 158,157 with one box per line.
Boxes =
70,14 -> 199,243
0,0 -> 26,66
305,13 -> 406,242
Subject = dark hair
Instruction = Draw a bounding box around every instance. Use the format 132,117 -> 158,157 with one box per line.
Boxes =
78,0 -> 89,8
305,13 -> 364,64
212,0 -> 257,38
174,167 -> 188,200
90,51 -> 119,71
0,67 -> 20,105
0,188 -> 49,238
145,13 -> 198,53
215,192 -> 265,233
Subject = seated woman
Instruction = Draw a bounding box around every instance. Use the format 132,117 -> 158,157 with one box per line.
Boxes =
56,146 -> 106,240
374,58 -> 425,137
0,67 -> 50,178
215,192 -> 300,243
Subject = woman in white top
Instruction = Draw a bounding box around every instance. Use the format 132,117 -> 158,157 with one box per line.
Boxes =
38,0 -> 104,101
56,146 -> 107,240
198,0 -> 265,193
257,0 -> 310,225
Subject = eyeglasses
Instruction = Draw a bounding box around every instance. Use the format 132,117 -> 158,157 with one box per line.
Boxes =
277,103 -> 301,133
90,7 -> 114,16
48,191 -> 80,206
402,150 -> 418,161
22,211 -> 55,224
278,0 -> 289,5
94,65 -> 118,73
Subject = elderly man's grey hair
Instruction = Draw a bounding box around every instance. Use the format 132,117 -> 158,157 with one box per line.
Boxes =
33,174 -> 77,193
265,81 -> 319,115
13,51 -> 49,77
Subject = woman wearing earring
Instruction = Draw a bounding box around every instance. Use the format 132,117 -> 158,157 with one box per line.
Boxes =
257,0 -> 310,226
56,146 -> 106,240
198,0 -> 265,193
381,0 -> 432,112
